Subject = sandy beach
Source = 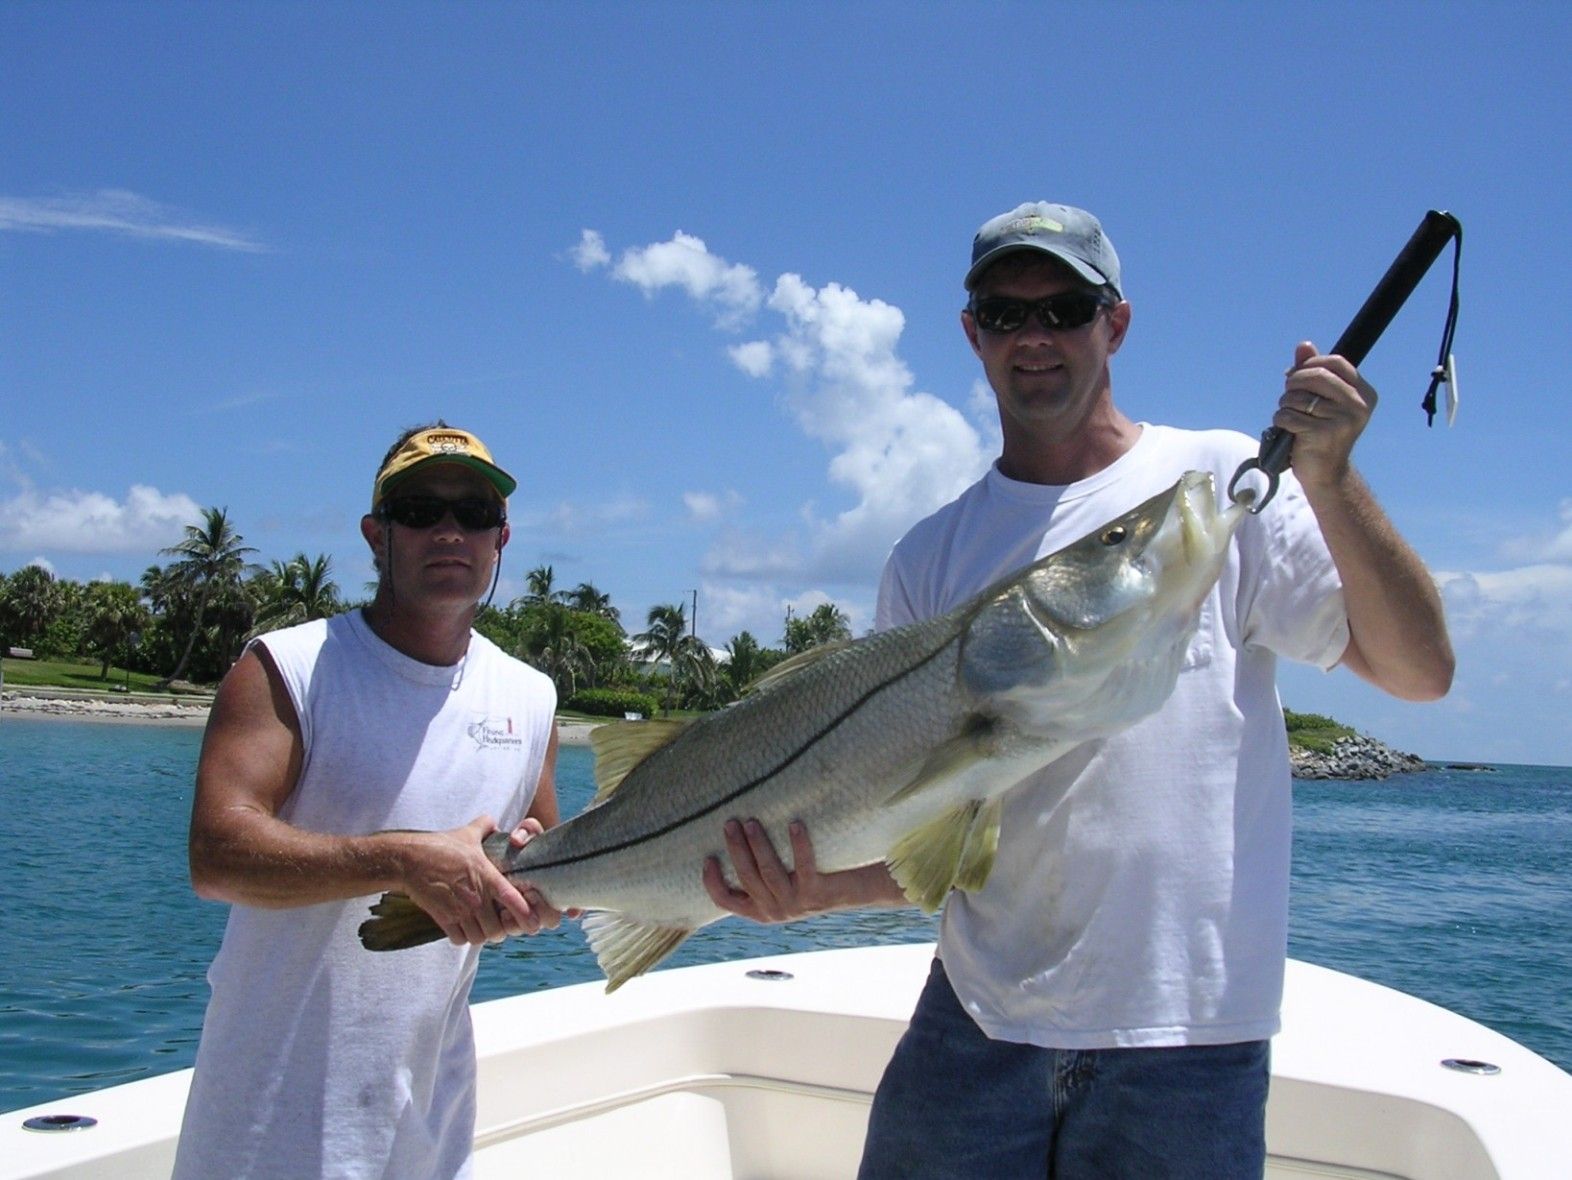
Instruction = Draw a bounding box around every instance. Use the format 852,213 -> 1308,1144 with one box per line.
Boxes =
0,692 -> 603,745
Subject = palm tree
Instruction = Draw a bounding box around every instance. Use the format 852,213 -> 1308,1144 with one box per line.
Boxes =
519,603 -> 596,700
84,581 -> 152,679
157,507 -> 257,687
633,602 -> 714,711
566,581 -> 620,626
784,601 -> 853,654
722,629 -> 778,698
524,565 -> 566,607
2,564 -> 60,649
251,552 -> 341,637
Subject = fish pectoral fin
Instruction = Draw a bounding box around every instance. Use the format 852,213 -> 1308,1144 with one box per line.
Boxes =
887,800 -> 991,913
589,719 -> 692,803
581,911 -> 692,992
952,795 -> 1003,893
883,721 -> 992,807
358,892 -> 444,952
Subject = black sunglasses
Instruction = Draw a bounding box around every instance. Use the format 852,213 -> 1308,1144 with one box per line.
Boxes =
969,290 -> 1112,334
380,495 -> 506,531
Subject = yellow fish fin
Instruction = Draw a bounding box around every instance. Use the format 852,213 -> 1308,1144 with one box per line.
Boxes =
952,795 -> 1003,893
744,639 -> 854,695
886,800 -> 986,913
357,892 -> 443,951
581,911 -> 692,992
588,718 -> 691,804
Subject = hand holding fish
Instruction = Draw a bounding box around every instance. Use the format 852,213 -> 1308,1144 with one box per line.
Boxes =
396,815 -> 564,946
1276,342 -> 1377,488
703,819 -> 906,923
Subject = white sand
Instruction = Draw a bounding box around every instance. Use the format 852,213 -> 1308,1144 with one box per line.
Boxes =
0,693 -> 603,745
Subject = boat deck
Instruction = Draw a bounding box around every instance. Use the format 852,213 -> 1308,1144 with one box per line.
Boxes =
7,943 -> 1571,1179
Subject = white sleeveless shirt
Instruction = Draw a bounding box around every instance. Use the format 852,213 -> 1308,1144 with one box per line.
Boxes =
174,610 -> 556,1180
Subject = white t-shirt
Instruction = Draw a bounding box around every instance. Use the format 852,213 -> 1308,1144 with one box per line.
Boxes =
876,425 -> 1347,1048
173,610 -> 556,1180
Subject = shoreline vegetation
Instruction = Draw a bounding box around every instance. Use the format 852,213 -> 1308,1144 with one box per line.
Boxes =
4,689 -> 1437,778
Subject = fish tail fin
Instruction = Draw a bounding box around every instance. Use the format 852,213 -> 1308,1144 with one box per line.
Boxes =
581,911 -> 692,992
886,796 -> 1004,912
358,892 -> 444,951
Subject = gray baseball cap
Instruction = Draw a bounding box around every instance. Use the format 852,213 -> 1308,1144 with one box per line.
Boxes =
964,202 -> 1122,296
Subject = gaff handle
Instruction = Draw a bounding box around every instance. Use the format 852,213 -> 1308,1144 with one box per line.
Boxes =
1228,210 -> 1463,511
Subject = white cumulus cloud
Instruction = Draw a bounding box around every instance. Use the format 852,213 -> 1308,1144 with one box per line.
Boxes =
606,231 -> 763,328
728,340 -> 774,378
0,485 -> 204,555
577,228 -> 994,641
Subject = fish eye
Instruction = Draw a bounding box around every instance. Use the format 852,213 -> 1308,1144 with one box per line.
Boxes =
1099,526 -> 1128,546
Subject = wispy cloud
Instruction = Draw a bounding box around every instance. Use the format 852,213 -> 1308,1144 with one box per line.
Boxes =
1499,497 -> 1572,564
683,489 -> 742,523
0,485 -> 203,555
0,189 -> 267,252
529,494 -> 652,536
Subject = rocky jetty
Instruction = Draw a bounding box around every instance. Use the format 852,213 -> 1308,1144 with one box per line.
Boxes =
1290,733 -> 1427,780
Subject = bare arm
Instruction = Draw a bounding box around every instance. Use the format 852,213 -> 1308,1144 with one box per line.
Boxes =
188,646 -> 558,944
1279,342 -> 1455,701
702,819 -> 908,923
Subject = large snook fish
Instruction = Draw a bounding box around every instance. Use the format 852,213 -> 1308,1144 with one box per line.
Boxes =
360,471 -> 1247,990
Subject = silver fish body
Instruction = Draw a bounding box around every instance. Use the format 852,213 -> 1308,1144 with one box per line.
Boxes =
361,471 -> 1246,989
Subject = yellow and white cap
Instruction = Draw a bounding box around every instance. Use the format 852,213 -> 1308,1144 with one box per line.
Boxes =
371,427 -> 516,511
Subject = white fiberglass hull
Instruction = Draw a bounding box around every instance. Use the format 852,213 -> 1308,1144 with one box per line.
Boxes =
5,943 -> 1569,1179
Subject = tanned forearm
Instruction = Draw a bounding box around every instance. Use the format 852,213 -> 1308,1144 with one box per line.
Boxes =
1301,466 -> 1454,701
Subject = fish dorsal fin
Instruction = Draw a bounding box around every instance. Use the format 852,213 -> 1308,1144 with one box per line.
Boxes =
588,718 -> 691,803
885,795 -> 1002,912
883,717 -> 994,807
581,911 -> 693,992
745,639 -> 855,695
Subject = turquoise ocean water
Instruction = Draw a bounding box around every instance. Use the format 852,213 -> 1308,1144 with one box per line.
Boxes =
1,715 -> 1568,1113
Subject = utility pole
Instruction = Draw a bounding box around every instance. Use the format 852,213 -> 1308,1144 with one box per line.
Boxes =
689,589 -> 698,639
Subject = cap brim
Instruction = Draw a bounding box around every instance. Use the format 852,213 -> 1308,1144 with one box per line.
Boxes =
964,243 -> 1113,292
376,456 -> 516,505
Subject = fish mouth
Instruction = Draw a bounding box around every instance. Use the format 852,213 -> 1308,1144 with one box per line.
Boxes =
1169,471 -> 1246,578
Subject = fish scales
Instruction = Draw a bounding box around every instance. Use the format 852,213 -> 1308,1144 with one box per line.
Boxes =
516,617 -> 977,917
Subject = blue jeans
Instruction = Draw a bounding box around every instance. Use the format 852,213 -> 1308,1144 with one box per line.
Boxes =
858,959 -> 1269,1179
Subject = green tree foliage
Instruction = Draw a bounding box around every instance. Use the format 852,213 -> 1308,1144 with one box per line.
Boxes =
1283,708 -> 1356,753
250,553 -> 342,637
157,507 -> 258,686
720,629 -> 786,700
565,581 -> 620,625
1,564 -> 63,652
83,581 -> 152,678
633,602 -> 716,711
784,602 -> 852,654
524,564 -> 565,607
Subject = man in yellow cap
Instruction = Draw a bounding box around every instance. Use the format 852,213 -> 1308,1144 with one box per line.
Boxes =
174,421 -> 563,1180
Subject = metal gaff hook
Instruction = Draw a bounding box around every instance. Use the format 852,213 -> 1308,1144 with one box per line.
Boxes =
1227,210 -> 1463,513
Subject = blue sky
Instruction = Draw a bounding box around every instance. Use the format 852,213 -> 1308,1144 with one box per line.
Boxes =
4,2 -> 1570,766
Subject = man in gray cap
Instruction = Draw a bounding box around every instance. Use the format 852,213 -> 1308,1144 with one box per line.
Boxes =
707,203 -> 1453,1177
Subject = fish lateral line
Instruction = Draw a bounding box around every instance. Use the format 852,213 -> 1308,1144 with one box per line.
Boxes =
508,635 -> 968,875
